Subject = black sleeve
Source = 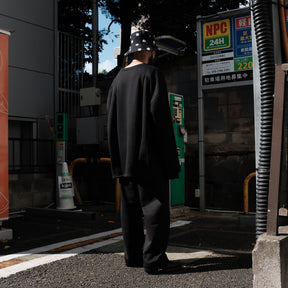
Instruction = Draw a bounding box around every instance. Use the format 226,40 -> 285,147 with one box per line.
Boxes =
107,81 -> 122,178
151,70 -> 180,179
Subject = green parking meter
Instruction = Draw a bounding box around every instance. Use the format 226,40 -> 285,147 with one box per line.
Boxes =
56,113 -> 68,142
169,93 -> 186,206
56,113 -> 68,163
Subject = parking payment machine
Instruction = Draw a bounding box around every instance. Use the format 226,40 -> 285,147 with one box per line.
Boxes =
169,93 -> 186,206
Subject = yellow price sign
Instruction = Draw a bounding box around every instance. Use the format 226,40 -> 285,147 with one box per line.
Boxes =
234,57 -> 253,71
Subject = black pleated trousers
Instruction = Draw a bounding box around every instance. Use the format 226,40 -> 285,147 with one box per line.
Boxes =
120,176 -> 170,269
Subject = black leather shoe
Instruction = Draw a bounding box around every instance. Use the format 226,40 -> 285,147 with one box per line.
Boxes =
126,262 -> 143,268
144,261 -> 182,275
126,260 -> 143,268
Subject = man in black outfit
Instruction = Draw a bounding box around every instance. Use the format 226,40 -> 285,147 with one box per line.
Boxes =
107,30 -> 181,274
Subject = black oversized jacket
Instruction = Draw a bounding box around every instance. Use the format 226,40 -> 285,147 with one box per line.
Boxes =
107,63 -> 180,180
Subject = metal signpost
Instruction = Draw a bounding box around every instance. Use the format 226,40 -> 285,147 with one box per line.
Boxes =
197,8 -> 253,210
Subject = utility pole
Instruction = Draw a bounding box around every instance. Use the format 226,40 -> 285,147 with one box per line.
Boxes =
92,0 -> 98,87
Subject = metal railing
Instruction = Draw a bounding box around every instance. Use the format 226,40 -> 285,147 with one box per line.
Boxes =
58,31 -> 84,117
9,138 -> 55,173
68,157 -> 120,213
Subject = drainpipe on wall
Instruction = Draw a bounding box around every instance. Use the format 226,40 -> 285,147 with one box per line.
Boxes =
251,0 -> 278,238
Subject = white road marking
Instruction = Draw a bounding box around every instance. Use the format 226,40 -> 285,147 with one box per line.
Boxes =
0,238 -> 120,278
170,220 -> 191,228
0,220 -> 191,278
0,227 -> 123,263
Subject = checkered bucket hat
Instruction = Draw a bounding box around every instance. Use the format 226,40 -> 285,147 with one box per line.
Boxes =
124,30 -> 158,56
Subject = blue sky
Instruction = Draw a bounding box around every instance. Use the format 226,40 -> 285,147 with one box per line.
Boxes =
85,9 -> 121,74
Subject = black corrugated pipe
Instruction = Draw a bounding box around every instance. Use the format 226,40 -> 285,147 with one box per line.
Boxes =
252,0 -> 275,237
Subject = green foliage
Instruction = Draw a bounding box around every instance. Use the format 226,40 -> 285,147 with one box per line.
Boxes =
100,69 -> 108,75
58,0 -> 108,63
101,0 -> 249,55
58,0 -> 249,64
99,0 -> 139,24
143,0 -> 249,52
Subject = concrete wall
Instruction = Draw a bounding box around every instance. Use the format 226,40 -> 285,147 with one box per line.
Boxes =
253,233 -> 288,288
9,173 -> 54,212
161,55 -> 255,211
204,86 -> 255,211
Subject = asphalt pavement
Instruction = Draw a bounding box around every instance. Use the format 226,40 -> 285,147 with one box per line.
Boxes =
0,205 -> 255,287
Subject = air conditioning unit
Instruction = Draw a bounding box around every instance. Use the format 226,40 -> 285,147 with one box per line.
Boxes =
80,87 -> 101,106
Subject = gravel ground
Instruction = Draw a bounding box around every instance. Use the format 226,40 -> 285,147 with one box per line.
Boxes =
1,242 -> 252,288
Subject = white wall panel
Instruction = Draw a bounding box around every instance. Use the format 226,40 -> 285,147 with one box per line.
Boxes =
9,67 -> 54,117
0,0 -> 56,118
0,16 -> 54,74
0,0 -> 54,29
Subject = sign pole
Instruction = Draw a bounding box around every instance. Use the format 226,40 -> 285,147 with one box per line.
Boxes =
197,17 -> 206,211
